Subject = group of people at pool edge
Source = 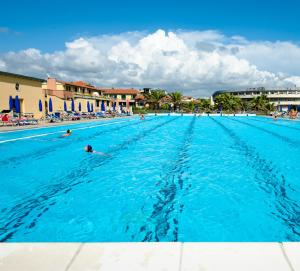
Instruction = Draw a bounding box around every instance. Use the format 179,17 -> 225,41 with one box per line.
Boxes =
273,108 -> 298,120
59,114 -> 145,155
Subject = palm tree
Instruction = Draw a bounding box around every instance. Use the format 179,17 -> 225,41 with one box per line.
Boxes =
240,100 -> 251,112
199,99 -> 211,112
144,90 -> 166,110
251,94 -> 273,113
169,91 -> 183,111
182,101 -> 195,113
214,93 -> 241,113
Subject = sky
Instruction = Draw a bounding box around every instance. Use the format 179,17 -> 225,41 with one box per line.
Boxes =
1,0 -> 300,96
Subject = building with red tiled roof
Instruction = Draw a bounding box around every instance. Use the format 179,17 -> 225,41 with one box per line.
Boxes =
101,88 -> 141,110
42,78 -> 110,113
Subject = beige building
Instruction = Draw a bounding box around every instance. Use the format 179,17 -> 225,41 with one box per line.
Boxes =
0,71 -> 140,118
101,88 -> 140,111
0,71 -> 45,118
42,78 -> 110,113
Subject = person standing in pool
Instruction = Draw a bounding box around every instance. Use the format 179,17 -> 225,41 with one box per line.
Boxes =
84,145 -> 111,156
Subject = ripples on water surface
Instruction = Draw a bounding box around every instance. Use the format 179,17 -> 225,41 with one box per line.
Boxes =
0,116 -> 300,241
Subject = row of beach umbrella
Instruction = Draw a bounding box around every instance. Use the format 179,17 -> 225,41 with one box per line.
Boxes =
10,96 -> 122,113
47,98 -> 97,113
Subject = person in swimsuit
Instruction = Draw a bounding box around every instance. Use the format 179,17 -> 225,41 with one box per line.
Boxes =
62,129 -> 72,137
84,145 -> 111,156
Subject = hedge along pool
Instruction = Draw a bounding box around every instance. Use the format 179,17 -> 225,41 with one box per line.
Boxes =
0,116 -> 300,241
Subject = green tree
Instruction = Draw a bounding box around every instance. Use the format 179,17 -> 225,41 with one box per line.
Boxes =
144,90 -> 166,110
169,91 -> 183,111
199,99 -> 211,112
251,94 -> 274,113
214,93 -> 241,113
182,101 -> 195,112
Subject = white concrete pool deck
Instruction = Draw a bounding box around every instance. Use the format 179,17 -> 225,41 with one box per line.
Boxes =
0,242 -> 299,271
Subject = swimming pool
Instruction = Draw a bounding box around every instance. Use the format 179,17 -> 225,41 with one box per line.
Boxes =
0,116 -> 300,242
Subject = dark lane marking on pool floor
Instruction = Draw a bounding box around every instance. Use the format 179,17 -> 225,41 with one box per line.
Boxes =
0,117 -> 179,242
210,117 -> 300,240
140,117 -> 196,241
247,117 -> 300,132
225,117 -> 299,145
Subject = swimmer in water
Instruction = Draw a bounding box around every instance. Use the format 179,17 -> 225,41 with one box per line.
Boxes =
140,114 -> 145,120
62,129 -> 72,137
84,144 -> 111,156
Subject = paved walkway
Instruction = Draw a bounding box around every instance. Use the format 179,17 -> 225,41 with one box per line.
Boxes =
0,243 -> 299,271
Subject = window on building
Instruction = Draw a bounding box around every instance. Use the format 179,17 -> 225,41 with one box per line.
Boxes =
122,95 -> 126,100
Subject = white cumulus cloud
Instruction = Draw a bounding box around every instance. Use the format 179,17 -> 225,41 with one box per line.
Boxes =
1,29 -> 300,96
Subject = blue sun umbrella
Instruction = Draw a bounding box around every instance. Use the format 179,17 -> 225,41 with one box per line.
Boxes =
64,101 -> 67,112
9,96 -> 13,111
120,104 -> 122,112
113,102 -> 116,111
49,98 -> 53,112
78,102 -> 81,111
71,99 -> 75,111
39,99 -> 43,112
91,103 -> 94,112
87,101 -> 90,112
101,101 -> 105,112
15,96 -> 20,113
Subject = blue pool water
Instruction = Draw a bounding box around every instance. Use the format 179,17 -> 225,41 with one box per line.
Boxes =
0,116 -> 300,242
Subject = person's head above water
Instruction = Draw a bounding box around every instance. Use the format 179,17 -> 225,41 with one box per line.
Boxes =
84,144 -> 93,153
67,129 -> 71,134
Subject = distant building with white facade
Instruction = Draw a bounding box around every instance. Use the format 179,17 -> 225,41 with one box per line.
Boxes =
212,87 -> 300,111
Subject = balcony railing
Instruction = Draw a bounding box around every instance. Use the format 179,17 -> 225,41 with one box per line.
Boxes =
45,89 -> 110,100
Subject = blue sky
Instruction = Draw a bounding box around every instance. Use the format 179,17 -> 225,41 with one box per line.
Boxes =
0,0 -> 299,52
1,0 -> 300,95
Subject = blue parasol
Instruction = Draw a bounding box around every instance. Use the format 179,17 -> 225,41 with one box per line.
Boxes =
79,102 -> 81,111
87,101 -> 90,112
9,96 -> 13,111
39,99 -> 43,112
113,102 -> 116,111
71,99 -> 75,111
120,104 -> 122,112
101,101 -> 105,112
91,103 -> 94,112
64,101 -> 67,111
49,98 -> 53,112
15,96 -> 20,113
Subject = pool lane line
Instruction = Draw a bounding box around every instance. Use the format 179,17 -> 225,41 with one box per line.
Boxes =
224,117 -> 299,145
0,120 -> 134,144
140,117 -> 196,242
247,117 -> 300,132
0,117 -> 179,241
209,117 -> 300,239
